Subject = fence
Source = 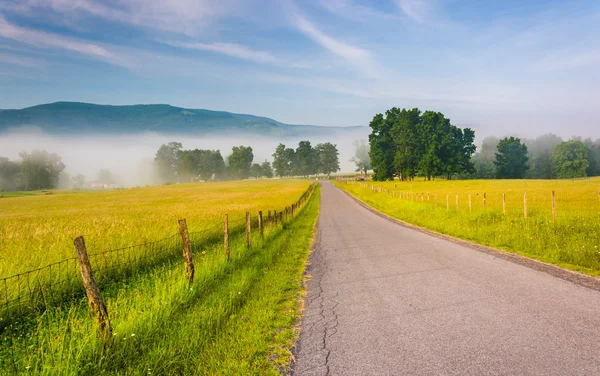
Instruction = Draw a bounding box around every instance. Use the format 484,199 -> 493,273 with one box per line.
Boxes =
0,183 -> 317,339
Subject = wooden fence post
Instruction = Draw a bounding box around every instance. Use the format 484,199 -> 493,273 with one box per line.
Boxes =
245,212 -> 251,248
74,236 -> 113,345
552,191 -> 556,223
446,194 -> 449,211
178,219 -> 195,284
483,192 -> 487,210
258,211 -> 264,239
274,210 -> 278,225
468,194 -> 472,212
421,193 -> 424,202
268,210 -> 272,228
279,211 -> 283,223
524,192 -> 528,219
455,194 -> 459,210
502,194 -> 506,215
224,214 -> 230,261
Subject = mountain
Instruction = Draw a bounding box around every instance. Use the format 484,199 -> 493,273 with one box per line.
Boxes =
0,102 -> 366,137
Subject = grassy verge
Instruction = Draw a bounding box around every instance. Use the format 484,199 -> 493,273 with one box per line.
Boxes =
1,185 -> 320,375
336,180 -> 600,276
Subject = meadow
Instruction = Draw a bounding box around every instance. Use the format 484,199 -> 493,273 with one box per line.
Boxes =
0,180 -> 319,374
336,178 -> 600,275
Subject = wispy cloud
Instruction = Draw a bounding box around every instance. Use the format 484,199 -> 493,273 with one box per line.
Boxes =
0,14 -> 130,67
394,0 -> 433,23
292,13 -> 379,77
0,52 -> 41,68
318,0 -> 401,22
534,50 -> 600,72
165,41 -> 278,64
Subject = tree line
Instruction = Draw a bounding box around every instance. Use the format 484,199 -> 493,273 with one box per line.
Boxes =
470,135 -> 600,179
0,150 -> 66,191
368,107 -> 476,181
154,140 -> 340,184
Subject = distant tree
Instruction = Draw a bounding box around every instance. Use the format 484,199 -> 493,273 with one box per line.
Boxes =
551,140 -> 589,179
369,112 -> 395,181
211,150 -> 227,181
295,141 -> 316,177
272,143 -> 295,177
250,163 -> 264,179
350,140 -> 371,175
315,142 -> 340,179
261,160 -> 274,178
19,150 -> 66,190
97,169 -> 114,184
0,157 -> 21,191
494,137 -> 529,179
472,137 -> 499,178
582,138 -> 600,177
227,146 -> 253,179
72,173 -> 86,189
524,133 -> 563,179
391,108 -> 421,180
154,142 -> 183,183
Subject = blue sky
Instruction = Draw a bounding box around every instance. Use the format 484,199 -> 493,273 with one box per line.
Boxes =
0,0 -> 599,138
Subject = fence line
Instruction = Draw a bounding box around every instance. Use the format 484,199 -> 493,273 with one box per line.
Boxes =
0,183 -> 317,329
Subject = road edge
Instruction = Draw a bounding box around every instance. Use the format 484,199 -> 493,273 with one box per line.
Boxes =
336,184 -> 600,293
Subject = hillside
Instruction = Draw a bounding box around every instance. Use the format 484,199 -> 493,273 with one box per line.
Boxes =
0,102 -> 366,137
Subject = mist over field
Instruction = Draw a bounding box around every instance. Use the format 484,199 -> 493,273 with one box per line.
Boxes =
0,128 -> 366,188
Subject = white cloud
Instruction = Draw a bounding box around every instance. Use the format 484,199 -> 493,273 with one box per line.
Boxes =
318,0 -> 401,22
534,50 -> 600,72
394,0 -> 432,23
0,52 -> 41,68
0,15 -> 130,67
165,41 -> 278,64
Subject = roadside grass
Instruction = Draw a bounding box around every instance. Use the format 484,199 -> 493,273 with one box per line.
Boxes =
1,185 -> 320,375
0,179 -> 311,278
336,178 -> 600,276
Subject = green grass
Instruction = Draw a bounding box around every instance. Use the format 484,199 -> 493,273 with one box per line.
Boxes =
1,184 -> 319,375
336,179 -> 600,276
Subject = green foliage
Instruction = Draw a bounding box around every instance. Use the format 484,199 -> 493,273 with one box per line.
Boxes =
524,133 -> 563,179
18,150 -> 66,190
0,156 -> 21,191
250,163 -> 264,179
369,107 -> 476,181
494,137 -> 529,178
154,142 -> 183,183
272,144 -> 295,177
180,149 -> 226,181
551,140 -> 589,178
227,145 -> 254,179
261,160 -> 274,179
294,141 -> 316,176
350,140 -> 371,174
472,137 -> 499,178
315,142 -> 340,178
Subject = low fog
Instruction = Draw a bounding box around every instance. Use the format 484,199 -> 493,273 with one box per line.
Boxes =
0,128 -> 368,188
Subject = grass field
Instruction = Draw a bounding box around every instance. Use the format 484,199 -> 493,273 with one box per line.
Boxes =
336,178 -> 600,275
0,180 -> 319,374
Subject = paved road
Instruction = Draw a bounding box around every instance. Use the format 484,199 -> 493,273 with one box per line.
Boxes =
293,182 -> 600,375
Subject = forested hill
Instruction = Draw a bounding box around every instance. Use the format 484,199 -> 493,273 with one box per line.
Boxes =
0,102 -> 366,137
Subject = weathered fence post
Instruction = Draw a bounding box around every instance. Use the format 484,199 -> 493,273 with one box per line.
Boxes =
268,210 -> 272,228
279,211 -> 283,223
274,210 -> 278,225
552,191 -> 556,223
502,193 -> 506,215
468,194 -> 472,212
421,193 -> 424,202
258,210 -> 264,239
291,204 -> 294,218
483,192 -> 487,210
74,236 -> 113,345
245,211 -> 251,248
224,214 -> 230,261
178,219 -> 194,284
524,192 -> 528,219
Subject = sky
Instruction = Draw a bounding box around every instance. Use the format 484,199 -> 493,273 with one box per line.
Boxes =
0,0 -> 599,139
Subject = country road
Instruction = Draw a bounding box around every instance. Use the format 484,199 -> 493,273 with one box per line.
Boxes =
293,181 -> 600,376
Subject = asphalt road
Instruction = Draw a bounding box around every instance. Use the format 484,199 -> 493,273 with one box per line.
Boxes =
293,181 -> 600,376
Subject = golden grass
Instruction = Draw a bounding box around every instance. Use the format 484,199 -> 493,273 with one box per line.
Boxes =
0,179 -> 311,278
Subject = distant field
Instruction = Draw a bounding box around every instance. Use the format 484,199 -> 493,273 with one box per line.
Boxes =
0,179 -> 311,278
0,180 -> 319,374
336,178 -> 600,275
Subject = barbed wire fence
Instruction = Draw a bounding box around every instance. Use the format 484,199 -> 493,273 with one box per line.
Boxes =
0,183 -> 317,342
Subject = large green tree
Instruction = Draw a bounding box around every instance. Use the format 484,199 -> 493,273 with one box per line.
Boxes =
154,142 -> 183,183
272,143 -> 295,177
315,142 -> 340,179
472,137 -> 499,178
524,133 -> 563,179
551,140 -> 589,178
494,137 -> 529,178
295,141 -> 316,177
19,150 -> 66,190
369,112 -> 395,181
350,140 -> 371,174
391,108 -> 421,180
261,160 -> 274,178
227,146 -> 254,179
